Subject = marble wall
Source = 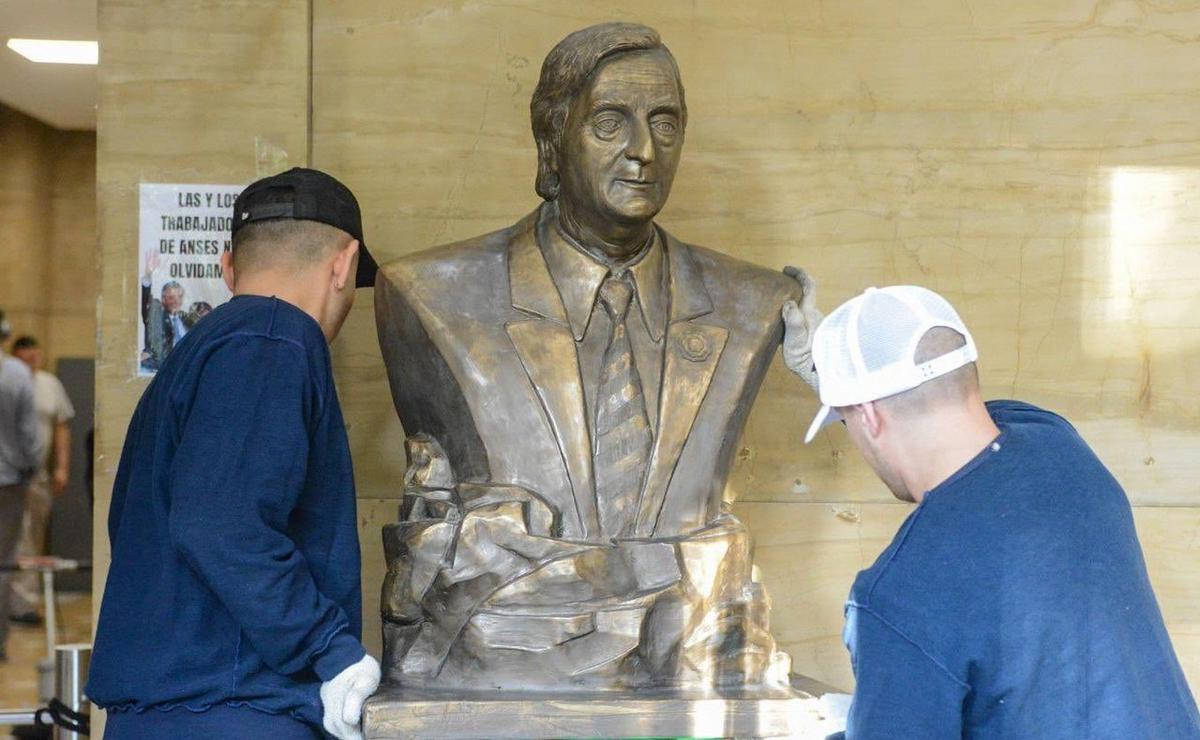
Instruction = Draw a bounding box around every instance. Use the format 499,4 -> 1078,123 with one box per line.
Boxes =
310,0 -> 1200,692
94,0 -> 1200,700
0,103 -> 96,365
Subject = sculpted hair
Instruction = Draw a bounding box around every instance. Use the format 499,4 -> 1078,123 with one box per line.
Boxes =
878,326 -> 979,417
530,22 -> 687,200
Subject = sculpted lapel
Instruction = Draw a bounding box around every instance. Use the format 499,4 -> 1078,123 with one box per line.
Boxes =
634,231 -> 728,537
505,213 -> 600,540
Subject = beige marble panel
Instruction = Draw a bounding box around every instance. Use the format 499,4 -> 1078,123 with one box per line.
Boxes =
0,104 -> 97,364
45,130 -> 99,364
1138,506 -> 1200,694
358,497 -> 400,658
734,502 -> 1200,694
313,0 -> 1200,510
0,104 -> 54,350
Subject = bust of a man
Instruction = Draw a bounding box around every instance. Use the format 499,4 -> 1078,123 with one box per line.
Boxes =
374,22 -> 812,691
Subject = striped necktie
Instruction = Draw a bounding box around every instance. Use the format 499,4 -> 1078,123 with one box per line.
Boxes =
593,273 -> 653,539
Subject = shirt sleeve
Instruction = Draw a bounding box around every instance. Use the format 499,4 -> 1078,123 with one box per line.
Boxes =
49,376 -> 75,423
844,604 -> 967,740
165,335 -> 364,680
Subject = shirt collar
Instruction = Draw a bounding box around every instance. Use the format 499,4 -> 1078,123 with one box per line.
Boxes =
538,206 -> 668,343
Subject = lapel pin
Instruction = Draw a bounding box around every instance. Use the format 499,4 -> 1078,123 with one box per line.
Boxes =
677,328 -> 712,362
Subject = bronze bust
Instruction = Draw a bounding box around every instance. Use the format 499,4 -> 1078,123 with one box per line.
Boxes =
374,22 -> 812,695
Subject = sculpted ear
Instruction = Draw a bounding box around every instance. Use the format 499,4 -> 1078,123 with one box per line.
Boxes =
535,137 -> 560,200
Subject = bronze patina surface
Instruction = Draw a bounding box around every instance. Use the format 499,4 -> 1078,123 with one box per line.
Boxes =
370,22 -> 820,734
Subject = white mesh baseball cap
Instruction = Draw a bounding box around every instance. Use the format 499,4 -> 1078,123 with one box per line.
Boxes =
804,285 -> 978,444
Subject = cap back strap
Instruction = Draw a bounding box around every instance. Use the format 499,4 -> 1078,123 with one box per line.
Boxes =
241,202 -> 295,222
914,343 -> 977,382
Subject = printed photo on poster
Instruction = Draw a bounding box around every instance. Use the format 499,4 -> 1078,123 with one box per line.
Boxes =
137,183 -> 243,376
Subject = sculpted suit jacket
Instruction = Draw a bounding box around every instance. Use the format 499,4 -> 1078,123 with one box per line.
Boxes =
376,203 -> 802,542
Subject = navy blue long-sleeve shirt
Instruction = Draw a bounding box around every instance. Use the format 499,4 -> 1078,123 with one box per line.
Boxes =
89,295 -> 364,728
842,401 -> 1200,739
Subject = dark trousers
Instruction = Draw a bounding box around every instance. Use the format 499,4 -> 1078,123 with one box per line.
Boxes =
104,704 -> 325,739
0,483 -> 26,652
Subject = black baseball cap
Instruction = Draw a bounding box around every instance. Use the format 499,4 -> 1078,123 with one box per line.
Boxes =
232,167 -> 378,288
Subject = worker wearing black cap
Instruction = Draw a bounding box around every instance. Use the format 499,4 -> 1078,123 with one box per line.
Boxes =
89,168 -> 380,740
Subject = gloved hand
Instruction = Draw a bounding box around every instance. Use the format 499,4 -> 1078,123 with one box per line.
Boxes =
781,265 -> 823,392
320,654 -> 381,740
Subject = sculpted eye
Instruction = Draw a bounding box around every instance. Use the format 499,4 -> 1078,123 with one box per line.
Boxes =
593,115 -> 623,135
651,117 -> 678,136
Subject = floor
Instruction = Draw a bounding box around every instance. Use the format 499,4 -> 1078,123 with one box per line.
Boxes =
0,593 -> 91,738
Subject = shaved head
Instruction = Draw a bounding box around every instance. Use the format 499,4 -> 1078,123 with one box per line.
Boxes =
231,218 -> 352,277
877,327 -> 979,418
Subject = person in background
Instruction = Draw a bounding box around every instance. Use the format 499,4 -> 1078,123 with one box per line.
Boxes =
0,310 -> 39,661
187,300 -> 214,327
139,251 -> 188,370
784,285 -> 1200,739
89,168 -> 382,739
7,335 -> 75,625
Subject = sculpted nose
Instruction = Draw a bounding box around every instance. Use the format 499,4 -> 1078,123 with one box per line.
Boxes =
625,119 -> 654,165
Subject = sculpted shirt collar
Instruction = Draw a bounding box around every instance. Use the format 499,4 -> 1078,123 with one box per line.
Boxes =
539,204 -> 668,343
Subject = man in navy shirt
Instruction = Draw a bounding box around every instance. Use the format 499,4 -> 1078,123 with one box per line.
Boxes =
90,168 -> 382,739
786,285 -> 1199,738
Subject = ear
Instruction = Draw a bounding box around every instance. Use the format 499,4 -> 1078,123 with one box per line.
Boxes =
332,239 -> 360,291
859,401 -> 885,440
220,250 -> 235,292
536,137 -> 560,199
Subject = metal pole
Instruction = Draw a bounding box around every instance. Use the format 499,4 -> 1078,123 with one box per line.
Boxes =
0,709 -> 38,726
42,569 -> 57,660
40,568 -> 58,702
53,643 -> 90,740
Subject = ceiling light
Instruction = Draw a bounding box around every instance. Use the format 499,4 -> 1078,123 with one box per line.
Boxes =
6,39 -> 98,65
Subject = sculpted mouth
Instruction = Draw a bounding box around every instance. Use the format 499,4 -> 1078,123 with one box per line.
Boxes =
617,179 -> 656,186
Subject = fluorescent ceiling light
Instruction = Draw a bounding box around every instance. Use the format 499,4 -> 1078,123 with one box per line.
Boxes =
6,38 -> 98,65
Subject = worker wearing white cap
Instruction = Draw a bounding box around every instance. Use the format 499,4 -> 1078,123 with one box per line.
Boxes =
783,285 -> 1199,739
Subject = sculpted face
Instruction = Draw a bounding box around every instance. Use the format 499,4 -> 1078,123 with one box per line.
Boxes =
557,48 -> 684,246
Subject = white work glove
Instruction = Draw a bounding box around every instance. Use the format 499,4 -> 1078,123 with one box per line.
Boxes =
781,265 -> 824,392
320,654 -> 381,740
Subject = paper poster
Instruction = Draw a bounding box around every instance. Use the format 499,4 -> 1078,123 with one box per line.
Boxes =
137,183 -> 242,376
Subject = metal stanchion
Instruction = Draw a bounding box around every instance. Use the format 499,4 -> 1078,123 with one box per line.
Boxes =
0,709 -> 39,726
0,558 -> 93,736
53,644 -> 91,740
39,569 -> 58,702
0,644 -> 93,737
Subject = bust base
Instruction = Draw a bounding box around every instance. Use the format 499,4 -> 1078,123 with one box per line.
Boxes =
364,677 -> 840,739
